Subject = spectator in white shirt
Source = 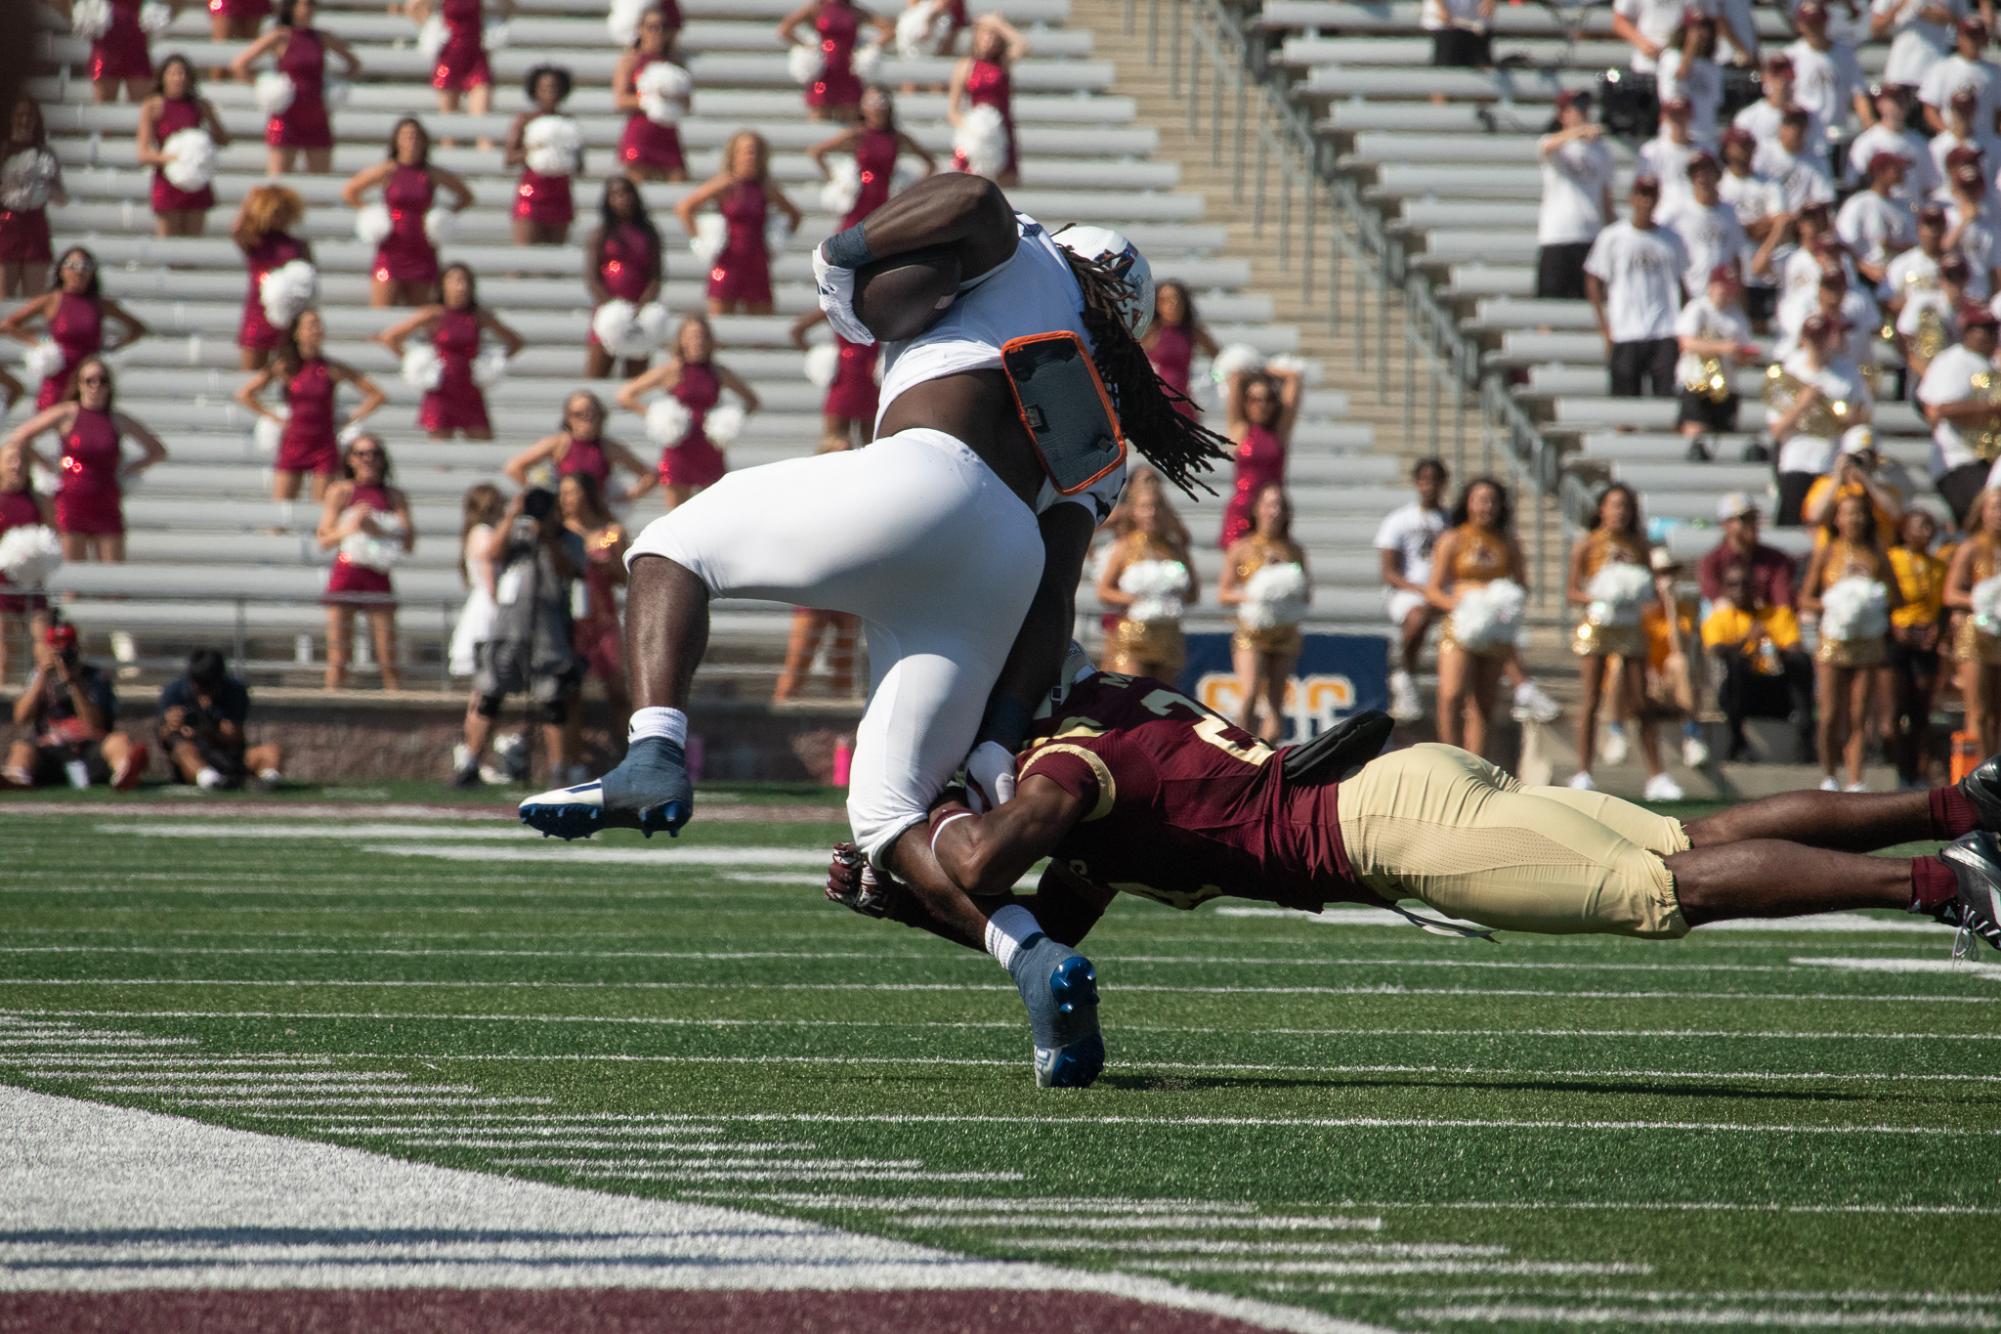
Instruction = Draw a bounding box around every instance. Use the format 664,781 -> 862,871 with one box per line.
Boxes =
1721,126 -> 1788,325
1614,0 -> 1715,73
1904,249 -> 1974,378
1423,0 -> 1495,67
1928,84 -> 2001,192
1676,265 -> 1758,449
1735,55 -> 1825,152
1918,14 -> 2000,132
1944,142 -> 2001,285
1642,97 -> 1707,207
1658,14 -> 1725,143
1873,0 -> 1972,92
1375,456 -> 1449,723
1917,298 -> 2001,521
1848,85 -> 1942,198
1769,311 -> 1874,524
1778,261 -> 1883,366
1837,152 -> 1920,283
1662,150 -> 1750,290
1786,1 -> 1872,146
1755,106 -> 1840,211
1535,90 -> 1617,300
1585,176 -> 1693,396
1766,201 -> 1840,319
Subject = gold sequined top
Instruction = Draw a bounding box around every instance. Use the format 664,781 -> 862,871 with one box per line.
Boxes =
1576,529 -> 1648,581
1231,532 -> 1306,584
1816,537 -> 1885,593
1446,523 -> 1515,586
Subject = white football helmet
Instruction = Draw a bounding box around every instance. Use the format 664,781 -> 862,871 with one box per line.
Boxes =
1054,224 -> 1154,340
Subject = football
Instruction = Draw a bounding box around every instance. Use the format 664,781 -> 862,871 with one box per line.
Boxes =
851,245 -> 963,342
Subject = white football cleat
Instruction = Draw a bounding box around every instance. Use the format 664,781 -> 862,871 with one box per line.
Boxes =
1644,772 -> 1685,802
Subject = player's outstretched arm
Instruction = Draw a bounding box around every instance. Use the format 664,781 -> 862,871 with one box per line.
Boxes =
839,172 -> 1018,279
828,843 -> 1113,951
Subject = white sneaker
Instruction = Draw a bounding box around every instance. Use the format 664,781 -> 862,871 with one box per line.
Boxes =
1820,777 -> 1841,792
1844,782 -> 1869,793
1601,724 -> 1630,767
195,766 -> 226,791
1513,680 -> 1561,724
1568,770 -> 1597,791
1388,670 -> 1424,724
1681,734 -> 1710,768
1644,772 -> 1685,802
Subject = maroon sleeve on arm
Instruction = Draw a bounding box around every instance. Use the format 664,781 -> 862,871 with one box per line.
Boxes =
1017,745 -> 1102,808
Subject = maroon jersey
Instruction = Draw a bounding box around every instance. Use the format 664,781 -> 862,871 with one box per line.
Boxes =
1018,672 -> 1375,913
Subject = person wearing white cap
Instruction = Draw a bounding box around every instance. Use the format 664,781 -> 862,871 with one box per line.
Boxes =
1698,491 -> 1800,613
1916,297 -> 2001,524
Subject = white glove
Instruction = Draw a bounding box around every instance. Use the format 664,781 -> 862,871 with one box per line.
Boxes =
812,242 -> 875,346
963,740 -> 1017,813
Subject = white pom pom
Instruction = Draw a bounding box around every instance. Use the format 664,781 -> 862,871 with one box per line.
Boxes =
764,212 -> 794,255
1210,342 -> 1265,386
424,206 -> 457,247
472,345 -> 509,388
21,339 -> 62,382
254,71 -> 296,117
1240,561 -> 1309,630
1449,578 -> 1527,652
1265,352 -> 1319,385
1583,560 -> 1653,627
0,524 -> 62,588
417,14 -> 447,59
160,128 -> 216,193
896,0 -> 949,57
636,60 -> 692,126
705,402 -> 745,446
70,0 -> 109,38
340,512 -> 406,573
401,345 -> 443,391
787,42 -> 821,85
1119,558 -> 1188,623
523,115 -> 583,177
138,0 -> 172,33
258,259 -> 318,329
633,300 -> 670,346
1819,576 -> 1890,642
688,212 -> 726,264
853,41 -> 883,81
953,104 -> 1007,180
354,201 -> 391,245
0,149 -> 58,212
484,20 -> 509,49
322,79 -> 351,109
646,395 -> 691,446
254,413 -> 286,454
607,0 -> 648,46
803,342 -> 839,388
820,157 -> 861,215
593,299 -> 662,358
1975,575 -> 2001,635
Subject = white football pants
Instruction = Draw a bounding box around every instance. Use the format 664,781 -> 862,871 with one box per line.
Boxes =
627,427 -> 1045,864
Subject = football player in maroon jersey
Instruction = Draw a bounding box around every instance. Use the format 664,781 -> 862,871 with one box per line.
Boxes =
835,663 -> 2001,1001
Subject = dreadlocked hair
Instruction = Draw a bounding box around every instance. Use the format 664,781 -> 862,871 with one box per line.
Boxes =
1062,250 -> 1232,500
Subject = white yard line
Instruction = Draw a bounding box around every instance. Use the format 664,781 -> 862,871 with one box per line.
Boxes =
898,1215 -> 1399,1233
994,1240 -> 1507,1258
1133,1260 -> 1652,1278
1334,1199 -> 2001,1217
1399,1302 -> 1999,1328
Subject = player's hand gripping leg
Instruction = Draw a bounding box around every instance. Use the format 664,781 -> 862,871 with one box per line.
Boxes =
519,736 -> 693,840
1007,934 -> 1105,1089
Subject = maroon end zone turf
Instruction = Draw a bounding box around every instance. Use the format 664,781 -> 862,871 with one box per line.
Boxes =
1,1289 -> 1306,1334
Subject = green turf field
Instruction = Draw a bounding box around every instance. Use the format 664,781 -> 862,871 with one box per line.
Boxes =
4,794 -> 2000,1332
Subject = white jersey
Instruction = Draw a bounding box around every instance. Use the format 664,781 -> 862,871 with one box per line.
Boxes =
875,211 -> 1124,520
1784,38 -> 1864,144
1538,135 -> 1616,245
1673,294 -> 1751,386
1875,0 -> 1963,87
1919,340 -> 2000,474
1660,198 -> 1748,292
1754,143 -> 1838,213
1835,189 -> 1918,268
1585,220 -> 1689,342
1919,53 -> 2001,128
1657,49 -> 1723,144
1846,123 -> 1940,200
1720,168 -> 1782,283
1374,501 -> 1447,587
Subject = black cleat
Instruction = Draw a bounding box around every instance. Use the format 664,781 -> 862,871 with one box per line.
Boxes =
1956,754 -> 2001,833
1935,832 -> 2001,955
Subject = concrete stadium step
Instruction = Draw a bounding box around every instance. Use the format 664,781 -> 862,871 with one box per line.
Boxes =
1257,0 -> 1798,40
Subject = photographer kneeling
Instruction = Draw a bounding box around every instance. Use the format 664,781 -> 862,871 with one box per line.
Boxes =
3,623 -> 147,790
157,648 -> 284,790
454,487 -> 585,789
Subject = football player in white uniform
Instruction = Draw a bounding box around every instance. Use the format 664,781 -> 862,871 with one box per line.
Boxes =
522,175 -> 1231,1087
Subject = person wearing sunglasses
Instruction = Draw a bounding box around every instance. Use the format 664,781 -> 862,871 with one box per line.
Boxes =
1,246 -> 148,410
1,357 -> 167,564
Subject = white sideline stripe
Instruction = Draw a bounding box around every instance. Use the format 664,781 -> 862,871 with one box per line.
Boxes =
998,1240 -> 1508,1258
900,1216 -> 1403,1234
1340,1199 -> 2001,1218
0,1088 -> 1382,1334
394,1138 -> 820,1152
95,826 -> 837,863
666,1112 -> 2001,1138
496,1155 -> 928,1171
1215,906 -> 1951,936
170,1096 -> 556,1108
361,843 -> 831,866
689,1194 -> 1295,1218
1399,1303 -> 2000,1328
0,1035 -> 196,1046
82,1082 -> 479,1096
3,978 -> 1991,1004
1301,1285 -> 2001,1307
564,1169 -> 1033,1184
318,1123 -> 729,1136
0,945 -> 900,962
1134,1260 -> 1652,1278
1798,956 -> 2001,980
61,1072 -> 415,1086
13,1007 -> 2001,1043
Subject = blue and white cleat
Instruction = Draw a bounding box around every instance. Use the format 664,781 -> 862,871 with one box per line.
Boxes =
519,736 -> 693,841
1007,934 -> 1105,1088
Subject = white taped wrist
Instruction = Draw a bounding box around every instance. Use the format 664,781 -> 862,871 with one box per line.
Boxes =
629,706 -> 687,747
983,903 -> 1043,972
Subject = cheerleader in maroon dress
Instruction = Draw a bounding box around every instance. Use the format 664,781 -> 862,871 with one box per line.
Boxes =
789,305 -> 878,450
2,247 -> 149,411
341,116 -> 474,307
231,184 -> 309,370
503,391 -> 652,498
949,16 -> 1028,185
232,0 -> 362,176
137,58 -> 231,238
3,358 -> 167,564
413,0 -> 506,117
236,309 -> 386,512
1141,280 -> 1218,420
674,131 -> 801,317
0,442 -> 55,685
378,263 -> 526,442
583,176 -> 664,379
88,0 -> 154,103
616,315 -> 760,509
506,67 -> 581,247
613,9 -> 689,182
1218,365 -> 1302,549
316,435 -> 413,691
209,0 -> 270,48
559,471 -> 630,714
779,0 -> 892,123
808,86 -> 934,232
0,98 -> 65,299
